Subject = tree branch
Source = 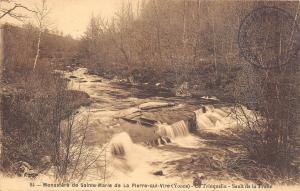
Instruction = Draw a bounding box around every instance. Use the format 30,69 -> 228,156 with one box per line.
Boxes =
0,3 -> 36,20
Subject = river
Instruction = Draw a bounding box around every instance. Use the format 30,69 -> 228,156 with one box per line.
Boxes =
62,68 -> 251,184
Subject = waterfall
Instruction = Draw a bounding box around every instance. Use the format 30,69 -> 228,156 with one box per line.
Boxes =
214,108 -> 228,117
194,112 -> 215,130
157,120 -> 189,139
171,120 -> 189,137
194,105 -> 231,132
111,143 -> 126,156
110,132 -> 133,157
206,112 -> 225,124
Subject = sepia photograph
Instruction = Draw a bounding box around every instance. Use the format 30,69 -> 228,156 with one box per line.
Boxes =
0,0 -> 300,190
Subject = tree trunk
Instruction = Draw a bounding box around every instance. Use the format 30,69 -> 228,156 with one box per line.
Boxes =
152,0 -> 163,65
33,29 -> 42,70
0,25 -> 3,168
212,14 -> 217,78
183,0 -> 187,50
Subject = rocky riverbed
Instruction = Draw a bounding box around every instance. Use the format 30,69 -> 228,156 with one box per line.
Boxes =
60,68 -> 255,184
0,68 -> 259,190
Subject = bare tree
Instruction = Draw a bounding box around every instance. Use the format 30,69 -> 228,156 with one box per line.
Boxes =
33,0 -> 50,70
53,106 -> 108,182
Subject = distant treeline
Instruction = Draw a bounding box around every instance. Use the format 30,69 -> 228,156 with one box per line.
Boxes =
77,0 -> 298,99
3,1 -> 298,99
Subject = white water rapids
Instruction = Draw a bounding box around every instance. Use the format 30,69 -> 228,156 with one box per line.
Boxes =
60,68 -> 254,183
0,68 -> 259,190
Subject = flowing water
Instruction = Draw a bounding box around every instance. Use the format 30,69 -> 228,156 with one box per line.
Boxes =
157,120 -> 189,139
194,106 -> 236,133
0,68 -> 288,190
59,68 -> 252,184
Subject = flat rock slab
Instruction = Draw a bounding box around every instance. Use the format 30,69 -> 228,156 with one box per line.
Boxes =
140,104 -> 199,125
138,102 -> 176,110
